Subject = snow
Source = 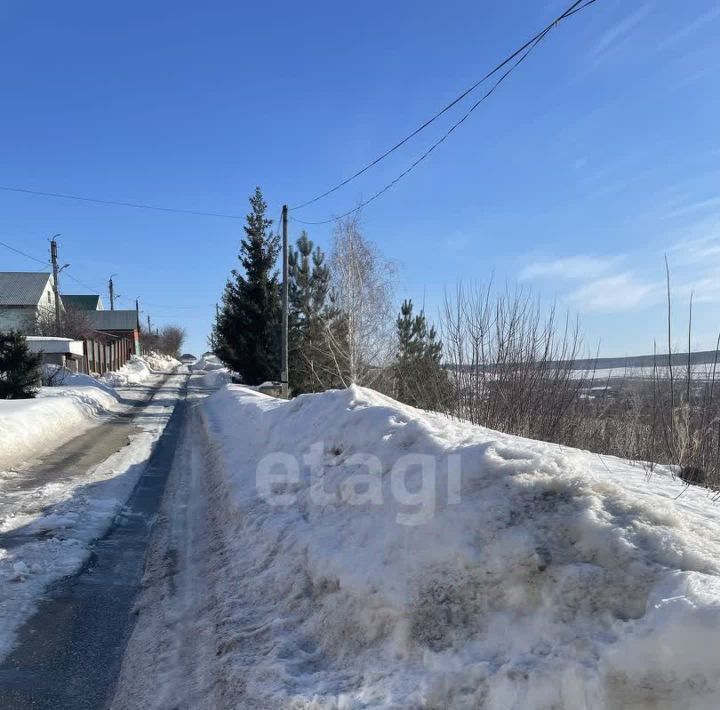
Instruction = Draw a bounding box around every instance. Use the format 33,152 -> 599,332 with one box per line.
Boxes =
143,351 -> 182,372
0,378 -> 121,470
0,355 -> 180,470
190,352 -> 224,371
189,384 -> 720,709
98,352 -> 180,386
0,373 -> 185,660
189,351 -> 232,387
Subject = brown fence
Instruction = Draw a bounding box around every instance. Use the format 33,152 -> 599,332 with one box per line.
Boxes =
81,332 -> 136,375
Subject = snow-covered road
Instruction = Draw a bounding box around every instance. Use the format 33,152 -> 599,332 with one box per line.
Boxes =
110,379 -> 226,709
0,371 -> 186,666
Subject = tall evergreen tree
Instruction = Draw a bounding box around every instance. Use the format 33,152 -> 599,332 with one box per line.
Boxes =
287,232 -> 338,394
0,331 -> 41,399
394,299 -> 450,410
214,187 -> 281,384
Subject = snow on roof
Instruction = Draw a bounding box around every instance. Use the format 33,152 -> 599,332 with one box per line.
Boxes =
25,336 -> 84,357
0,272 -> 52,306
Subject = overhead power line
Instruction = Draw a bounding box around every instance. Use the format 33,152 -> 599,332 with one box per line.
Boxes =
0,185 -> 245,220
291,0 -> 599,223
1,237 -> 211,310
0,238 -> 50,267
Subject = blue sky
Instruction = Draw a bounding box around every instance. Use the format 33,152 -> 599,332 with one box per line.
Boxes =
1,0 -> 719,357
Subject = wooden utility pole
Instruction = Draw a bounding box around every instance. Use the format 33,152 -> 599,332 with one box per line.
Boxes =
108,276 -> 116,311
147,314 -> 151,333
50,236 -> 61,335
281,204 -> 289,398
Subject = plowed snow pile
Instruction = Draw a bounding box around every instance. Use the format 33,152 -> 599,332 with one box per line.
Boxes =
144,351 -> 181,372
201,385 -> 720,709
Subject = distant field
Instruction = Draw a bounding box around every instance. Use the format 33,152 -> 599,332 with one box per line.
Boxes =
554,350 -> 720,372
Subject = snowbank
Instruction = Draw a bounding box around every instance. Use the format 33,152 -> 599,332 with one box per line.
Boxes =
144,351 -> 181,372
201,368 -> 231,388
101,355 -> 155,386
1,354 -> 177,469
190,352 -> 232,387
0,383 -> 120,470
99,353 -> 180,386
200,385 -> 720,709
191,353 -> 225,372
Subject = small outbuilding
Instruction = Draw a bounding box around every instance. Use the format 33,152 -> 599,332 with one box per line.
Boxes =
25,336 -> 85,372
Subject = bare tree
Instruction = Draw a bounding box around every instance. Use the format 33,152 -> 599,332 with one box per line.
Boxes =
322,214 -> 396,387
27,305 -> 95,340
157,325 -> 186,358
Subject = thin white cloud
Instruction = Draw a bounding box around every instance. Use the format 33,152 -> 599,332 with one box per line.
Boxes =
587,2 -> 653,63
569,272 -> 660,312
520,254 -> 618,281
659,6 -> 720,50
665,196 -> 720,219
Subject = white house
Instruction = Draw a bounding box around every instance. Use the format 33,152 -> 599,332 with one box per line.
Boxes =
0,272 -> 59,332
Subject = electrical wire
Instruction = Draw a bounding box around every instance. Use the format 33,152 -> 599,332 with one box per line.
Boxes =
0,238 -> 50,267
290,10 -> 564,226
0,185 -> 245,220
1,237 -> 212,310
290,0 -> 595,212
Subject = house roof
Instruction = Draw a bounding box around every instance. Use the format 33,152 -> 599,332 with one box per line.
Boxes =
0,272 -> 52,306
86,310 -> 138,332
62,294 -> 104,311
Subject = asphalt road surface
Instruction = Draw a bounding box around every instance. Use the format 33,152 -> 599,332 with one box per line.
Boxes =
0,376 -> 188,710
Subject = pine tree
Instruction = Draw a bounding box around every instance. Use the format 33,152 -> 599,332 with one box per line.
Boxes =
214,187 -> 281,384
394,299 -> 450,410
0,331 -> 41,399
287,232 -> 337,394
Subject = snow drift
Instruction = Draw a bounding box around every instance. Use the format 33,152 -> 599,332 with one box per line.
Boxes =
143,351 -> 181,372
200,384 -> 720,709
0,381 -> 120,470
0,354 -> 170,470
191,352 -> 231,387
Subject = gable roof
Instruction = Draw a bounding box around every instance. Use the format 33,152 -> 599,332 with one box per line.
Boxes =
86,310 -> 138,332
62,294 -> 104,311
0,272 -> 53,306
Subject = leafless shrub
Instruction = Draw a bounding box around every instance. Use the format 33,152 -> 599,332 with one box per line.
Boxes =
141,325 -> 186,358
644,270 -> 720,490
41,364 -> 70,387
440,282 -> 592,443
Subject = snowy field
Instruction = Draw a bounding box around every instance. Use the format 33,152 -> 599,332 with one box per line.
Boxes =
0,354 -> 183,659
124,383 -> 720,709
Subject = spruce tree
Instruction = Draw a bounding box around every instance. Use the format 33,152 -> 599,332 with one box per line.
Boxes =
0,331 -> 41,399
214,187 -> 281,384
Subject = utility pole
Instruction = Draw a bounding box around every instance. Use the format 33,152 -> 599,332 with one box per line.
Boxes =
50,236 -> 62,335
281,204 -> 289,399
108,275 -> 116,311
135,298 -> 140,327
147,314 -> 151,333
